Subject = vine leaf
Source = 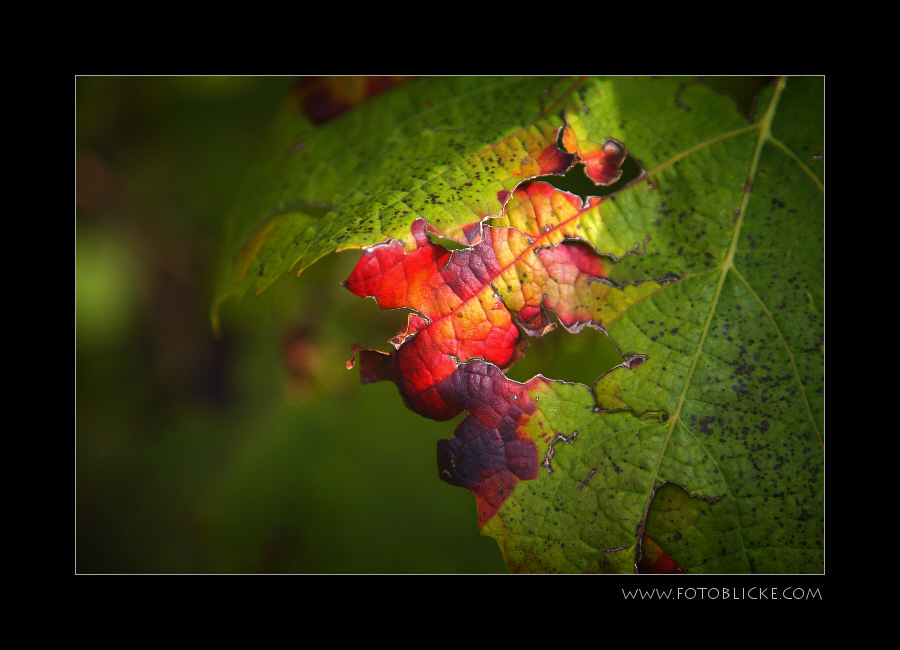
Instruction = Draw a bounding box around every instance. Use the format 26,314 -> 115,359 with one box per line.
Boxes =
637,532 -> 686,574
343,177 -> 662,524
343,182 -> 662,420
211,77 -> 581,334
215,76 -> 823,574
561,106 -> 628,186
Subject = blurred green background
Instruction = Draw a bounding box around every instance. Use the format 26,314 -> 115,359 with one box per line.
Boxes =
76,76 -> 758,573
76,76 -> 505,573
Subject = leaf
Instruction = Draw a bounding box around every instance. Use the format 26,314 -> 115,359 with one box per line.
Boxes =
491,78 -> 822,573
638,481 -> 719,573
637,532 -> 686,574
211,76 -> 580,333
343,183 -> 663,417
215,76 -> 823,573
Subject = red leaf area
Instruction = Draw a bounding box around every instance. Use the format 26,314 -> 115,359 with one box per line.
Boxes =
352,349 -> 545,526
345,179 -> 629,526
637,533 -> 686,574
562,129 -> 628,186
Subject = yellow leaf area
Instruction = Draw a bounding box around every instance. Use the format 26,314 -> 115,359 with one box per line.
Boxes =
489,182 -> 662,335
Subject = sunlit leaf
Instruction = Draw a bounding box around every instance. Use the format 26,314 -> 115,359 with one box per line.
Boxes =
216,76 -> 824,573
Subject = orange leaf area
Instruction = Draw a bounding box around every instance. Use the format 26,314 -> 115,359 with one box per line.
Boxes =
344,182 -> 617,418
344,180 -> 643,526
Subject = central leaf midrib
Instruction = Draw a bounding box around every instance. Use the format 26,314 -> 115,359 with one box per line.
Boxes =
636,78 -> 786,567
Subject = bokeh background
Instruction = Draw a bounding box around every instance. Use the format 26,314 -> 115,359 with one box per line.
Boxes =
75,76 -> 762,573
77,76 -> 513,573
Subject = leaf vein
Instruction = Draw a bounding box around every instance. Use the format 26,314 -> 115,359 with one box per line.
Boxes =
679,420 -> 751,570
730,266 -> 823,450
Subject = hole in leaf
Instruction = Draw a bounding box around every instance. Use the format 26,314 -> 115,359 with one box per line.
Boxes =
531,155 -> 643,202
505,324 -> 623,386
426,231 -> 472,251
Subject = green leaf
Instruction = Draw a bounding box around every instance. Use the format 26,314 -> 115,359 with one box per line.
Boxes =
485,77 -> 823,573
215,76 -> 823,573
211,77 -> 578,332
